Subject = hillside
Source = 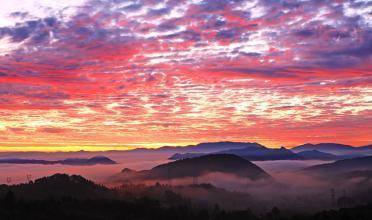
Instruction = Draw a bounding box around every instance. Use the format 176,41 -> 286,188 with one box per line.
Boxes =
0,156 -> 117,166
120,154 -> 270,181
217,147 -> 300,161
297,150 -> 339,160
292,143 -> 355,154
303,156 -> 372,174
168,153 -> 205,160
183,142 -> 266,153
0,174 -> 115,199
129,142 -> 266,154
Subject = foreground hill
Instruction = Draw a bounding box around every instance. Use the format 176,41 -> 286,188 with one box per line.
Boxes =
2,180 -> 372,220
0,174 -> 115,199
303,156 -> 372,174
1,173 -> 372,220
119,154 -> 270,182
0,156 -> 117,166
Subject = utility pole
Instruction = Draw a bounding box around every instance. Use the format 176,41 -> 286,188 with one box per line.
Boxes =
193,175 -> 198,185
167,167 -> 172,187
331,188 -> 336,206
26,174 -> 32,183
6,177 -> 12,185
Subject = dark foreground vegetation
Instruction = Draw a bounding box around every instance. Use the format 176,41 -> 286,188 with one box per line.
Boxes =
0,174 -> 372,220
1,194 -> 372,220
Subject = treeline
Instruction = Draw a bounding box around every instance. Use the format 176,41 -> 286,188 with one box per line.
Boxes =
1,191 -> 372,220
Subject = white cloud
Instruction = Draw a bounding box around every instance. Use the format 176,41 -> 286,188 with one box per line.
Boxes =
0,0 -> 87,27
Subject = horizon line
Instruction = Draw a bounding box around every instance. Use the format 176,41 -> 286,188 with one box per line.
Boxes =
0,141 -> 370,153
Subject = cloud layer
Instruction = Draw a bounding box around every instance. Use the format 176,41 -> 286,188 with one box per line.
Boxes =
0,0 -> 371,150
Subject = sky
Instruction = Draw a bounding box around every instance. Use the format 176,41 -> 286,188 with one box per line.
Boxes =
0,0 -> 371,151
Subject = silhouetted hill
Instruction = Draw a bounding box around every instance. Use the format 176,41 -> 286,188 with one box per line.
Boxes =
168,153 -> 205,160
133,142 -> 372,156
168,147 -> 362,161
120,154 -> 270,181
1,182 -> 372,220
337,170 -> 372,180
183,142 -> 265,153
217,147 -> 301,161
297,150 -> 339,160
130,142 -> 266,154
0,174 -> 115,199
59,156 -> 117,165
360,145 -> 372,150
0,156 -> 117,165
169,145 -> 303,161
0,158 -> 55,165
303,156 -> 372,174
292,143 -> 355,154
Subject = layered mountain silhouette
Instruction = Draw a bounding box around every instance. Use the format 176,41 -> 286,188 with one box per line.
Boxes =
293,143 -> 354,152
163,142 -> 371,161
169,153 -> 205,160
296,150 -> 340,160
182,142 -> 266,153
1,142 -> 370,163
303,156 -> 372,174
0,156 -> 117,165
217,146 -> 301,161
168,143 -> 301,161
130,142 -> 267,154
119,154 -> 270,182
167,143 -> 369,161
0,174 -> 115,199
291,143 -> 372,156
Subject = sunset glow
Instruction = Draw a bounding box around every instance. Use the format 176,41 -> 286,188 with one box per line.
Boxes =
0,0 -> 371,151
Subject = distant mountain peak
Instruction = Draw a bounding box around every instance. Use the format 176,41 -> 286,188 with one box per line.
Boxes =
292,143 -> 356,155
216,146 -> 300,161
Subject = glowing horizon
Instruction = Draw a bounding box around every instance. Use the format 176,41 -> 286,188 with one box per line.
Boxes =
0,0 -> 371,151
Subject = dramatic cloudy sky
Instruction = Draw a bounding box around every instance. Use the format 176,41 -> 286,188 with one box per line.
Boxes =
0,0 -> 371,151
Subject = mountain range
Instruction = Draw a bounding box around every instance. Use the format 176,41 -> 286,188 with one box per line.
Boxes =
131,141 -> 371,155
167,142 -> 372,161
0,156 -> 117,165
129,141 -> 267,154
0,142 -> 371,163
291,143 -> 372,155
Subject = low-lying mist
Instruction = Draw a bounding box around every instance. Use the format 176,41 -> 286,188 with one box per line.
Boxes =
1,151 -> 371,214
0,151 -> 171,184
111,159 -> 372,213
112,171 -> 330,212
